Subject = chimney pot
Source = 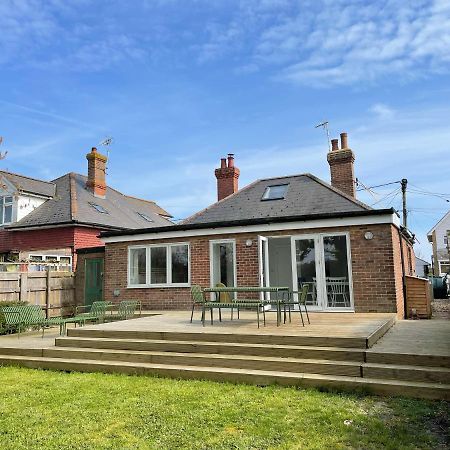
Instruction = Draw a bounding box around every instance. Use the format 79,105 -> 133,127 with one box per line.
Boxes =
327,133 -> 356,198
215,154 -> 240,201
91,147 -> 97,153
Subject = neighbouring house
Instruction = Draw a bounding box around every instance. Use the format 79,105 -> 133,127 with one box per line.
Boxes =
0,147 -> 172,276
101,132 -> 417,318
427,211 -> 450,276
415,257 -> 430,278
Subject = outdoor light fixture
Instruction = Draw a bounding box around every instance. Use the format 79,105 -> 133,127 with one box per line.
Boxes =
364,231 -> 374,240
113,289 -> 120,297
245,239 -> 253,247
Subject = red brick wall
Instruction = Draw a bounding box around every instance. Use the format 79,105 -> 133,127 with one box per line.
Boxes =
104,223 -> 407,314
0,226 -> 104,269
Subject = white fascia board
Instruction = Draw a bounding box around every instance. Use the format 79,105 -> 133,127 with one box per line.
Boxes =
102,213 -> 400,244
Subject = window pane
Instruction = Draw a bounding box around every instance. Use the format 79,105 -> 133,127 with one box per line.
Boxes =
171,245 -> 188,283
151,247 -> 167,284
262,184 -> 289,200
323,235 -> 350,308
295,238 -> 318,306
4,205 -> 12,223
5,196 -> 13,204
130,248 -> 146,285
212,242 -> 235,288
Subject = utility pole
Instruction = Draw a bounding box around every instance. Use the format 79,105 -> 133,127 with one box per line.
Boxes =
401,178 -> 408,228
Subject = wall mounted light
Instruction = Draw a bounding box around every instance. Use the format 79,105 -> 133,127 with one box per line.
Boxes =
245,239 -> 253,247
364,231 -> 374,240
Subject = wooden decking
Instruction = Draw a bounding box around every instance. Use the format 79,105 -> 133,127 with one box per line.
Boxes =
0,312 -> 448,400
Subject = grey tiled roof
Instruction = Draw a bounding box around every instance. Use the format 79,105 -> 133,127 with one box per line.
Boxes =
0,170 -> 56,197
8,173 -> 172,230
183,173 -> 370,225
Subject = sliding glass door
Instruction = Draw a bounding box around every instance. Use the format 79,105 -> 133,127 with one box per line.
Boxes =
291,233 -> 353,310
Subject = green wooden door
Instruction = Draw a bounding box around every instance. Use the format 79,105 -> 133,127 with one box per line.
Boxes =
85,258 -> 104,306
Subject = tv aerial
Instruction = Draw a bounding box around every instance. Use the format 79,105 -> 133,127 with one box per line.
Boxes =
315,121 -> 331,152
0,137 -> 8,160
99,136 -> 113,174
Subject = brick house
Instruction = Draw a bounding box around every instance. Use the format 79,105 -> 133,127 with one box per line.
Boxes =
427,210 -> 450,276
101,133 -> 416,318
0,147 -> 172,271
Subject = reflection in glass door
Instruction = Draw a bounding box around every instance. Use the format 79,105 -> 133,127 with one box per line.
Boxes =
292,233 -> 353,310
211,241 -> 236,288
323,235 -> 351,308
293,238 -> 318,306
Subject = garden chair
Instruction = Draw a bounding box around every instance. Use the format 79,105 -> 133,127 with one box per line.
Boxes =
282,284 -> 310,326
190,285 -> 206,323
106,300 -> 140,321
73,301 -> 113,325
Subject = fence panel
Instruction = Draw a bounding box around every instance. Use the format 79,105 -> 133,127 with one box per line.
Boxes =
0,271 -> 75,317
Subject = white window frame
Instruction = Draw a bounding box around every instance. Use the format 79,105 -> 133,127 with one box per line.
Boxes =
438,260 -> 450,275
0,195 -> 14,225
209,239 -> 237,293
127,242 -> 190,288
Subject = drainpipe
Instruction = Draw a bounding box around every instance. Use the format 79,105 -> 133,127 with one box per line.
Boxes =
397,227 -> 407,319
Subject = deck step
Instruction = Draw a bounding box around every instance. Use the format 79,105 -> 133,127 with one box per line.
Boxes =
44,347 -> 362,377
363,362 -> 450,384
0,354 -> 448,401
366,351 -> 450,368
66,328 -> 368,348
55,337 -> 365,361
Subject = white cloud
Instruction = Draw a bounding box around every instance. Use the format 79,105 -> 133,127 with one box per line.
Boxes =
369,103 -> 396,120
196,0 -> 450,87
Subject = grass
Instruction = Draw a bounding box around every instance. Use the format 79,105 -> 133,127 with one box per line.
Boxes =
0,367 -> 448,450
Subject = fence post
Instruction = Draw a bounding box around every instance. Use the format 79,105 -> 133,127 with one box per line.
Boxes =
45,268 -> 51,319
19,272 -> 28,303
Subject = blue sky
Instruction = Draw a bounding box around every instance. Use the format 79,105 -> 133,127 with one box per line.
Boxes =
1,0 -> 449,259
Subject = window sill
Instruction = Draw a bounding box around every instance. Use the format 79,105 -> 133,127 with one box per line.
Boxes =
127,284 -> 191,289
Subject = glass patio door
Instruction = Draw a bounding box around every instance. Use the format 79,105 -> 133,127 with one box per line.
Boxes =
291,236 -> 319,308
258,236 -> 270,300
291,233 -> 353,310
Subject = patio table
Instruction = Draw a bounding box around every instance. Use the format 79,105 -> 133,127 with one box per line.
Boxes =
204,286 -> 290,326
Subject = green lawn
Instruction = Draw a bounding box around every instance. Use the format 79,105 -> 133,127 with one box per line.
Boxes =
0,367 -> 448,450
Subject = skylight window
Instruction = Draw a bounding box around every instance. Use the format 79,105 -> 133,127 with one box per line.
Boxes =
261,184 -> 289,201
89,202 -> 109,214
137,212 -> 154,222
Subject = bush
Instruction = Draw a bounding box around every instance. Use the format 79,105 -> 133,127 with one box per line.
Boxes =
0,301 -> 28,335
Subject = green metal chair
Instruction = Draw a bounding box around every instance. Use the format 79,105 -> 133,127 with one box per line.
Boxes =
73,301 -> 113,325
190,285 -> 206,323
283,284 -> 310,326
106,300 -> 140,321
0,305 -> 81,337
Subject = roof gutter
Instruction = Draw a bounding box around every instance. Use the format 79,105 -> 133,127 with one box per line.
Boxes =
101,208 -> 400,243
5,220 -> 127,232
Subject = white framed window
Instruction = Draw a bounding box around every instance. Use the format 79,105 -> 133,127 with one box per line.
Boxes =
0,196 -> 13,225
28,254 -> 72,271
209,239 -> 237,289
128,243 -> 190,288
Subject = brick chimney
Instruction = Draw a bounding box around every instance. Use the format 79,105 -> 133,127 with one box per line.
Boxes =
214,154 -> 240,201
327,132 -> 356,198
86,147 -> 107,198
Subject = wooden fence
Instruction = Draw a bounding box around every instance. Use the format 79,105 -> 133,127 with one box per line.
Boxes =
0,271 -> 75,317
405,275 -> 432,319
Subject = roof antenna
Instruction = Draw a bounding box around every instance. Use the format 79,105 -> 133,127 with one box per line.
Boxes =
99,137 -> 113,174
0,137 -> 8,160
315,121 -> 331,152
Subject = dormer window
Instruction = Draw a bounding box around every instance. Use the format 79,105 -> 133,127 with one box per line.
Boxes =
0,196 -> 13,224
261,184 -> 289,201
89,202 -> 109,214
137,212 -> 154,222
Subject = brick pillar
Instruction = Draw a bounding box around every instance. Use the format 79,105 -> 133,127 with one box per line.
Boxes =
214,154 -> 240,201
86,147 -> 107,198
327,132 -> 356,198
